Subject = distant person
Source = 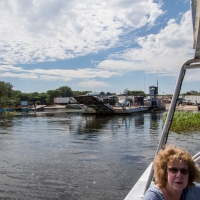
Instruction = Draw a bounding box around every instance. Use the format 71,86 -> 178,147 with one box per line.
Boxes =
142,145 -> 200,200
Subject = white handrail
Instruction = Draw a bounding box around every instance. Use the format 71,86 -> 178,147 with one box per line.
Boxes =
143,59 -> 200,195
193,151 -> 200,159
194,157 -> 200,163
193,152 -> 200,163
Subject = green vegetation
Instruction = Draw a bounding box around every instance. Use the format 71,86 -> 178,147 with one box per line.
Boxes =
0,80 -> 90,107
162,111 -> 200,133
0,80 -> 149,107
125,89 -> 146,96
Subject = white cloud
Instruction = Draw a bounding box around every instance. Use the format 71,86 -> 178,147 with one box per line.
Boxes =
98,11 -> 195,78
2,0 -> 197,90
0,65 -> 121,81
184,69 -> 200,82
0,0 -> 163,64
39,74 -> 71,81
78,80 -> 109,88
0,65 -> 23,71
1,2 -> 197,87
0,72 -> 38,79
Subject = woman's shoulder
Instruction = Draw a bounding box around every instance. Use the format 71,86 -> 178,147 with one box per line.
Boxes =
142,185 -> 164,200
185,182 -> 200,199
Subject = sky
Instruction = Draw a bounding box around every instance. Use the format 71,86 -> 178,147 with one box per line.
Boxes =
0,0 -> 199,95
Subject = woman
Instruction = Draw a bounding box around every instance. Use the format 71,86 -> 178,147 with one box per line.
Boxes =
143,145 -> 200,200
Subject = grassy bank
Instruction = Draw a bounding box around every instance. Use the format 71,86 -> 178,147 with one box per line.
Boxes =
162,111 -> 200,133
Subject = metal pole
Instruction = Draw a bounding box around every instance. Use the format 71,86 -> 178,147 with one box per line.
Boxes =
143,58 -> 200,194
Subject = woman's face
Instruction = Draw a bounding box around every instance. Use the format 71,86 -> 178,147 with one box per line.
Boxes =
166,161 -> 189,192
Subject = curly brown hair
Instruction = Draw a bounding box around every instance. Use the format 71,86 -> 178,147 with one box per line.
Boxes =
153,145 -> 200,188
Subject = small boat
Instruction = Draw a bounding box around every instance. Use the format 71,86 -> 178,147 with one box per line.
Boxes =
124,1 -> 200,199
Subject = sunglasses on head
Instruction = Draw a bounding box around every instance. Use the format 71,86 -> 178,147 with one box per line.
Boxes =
168,167 -> 189,175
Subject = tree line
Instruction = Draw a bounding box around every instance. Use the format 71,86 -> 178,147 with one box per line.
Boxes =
126,90 -> 146,96
0,81 -> 90,107
0,81 -> 148,107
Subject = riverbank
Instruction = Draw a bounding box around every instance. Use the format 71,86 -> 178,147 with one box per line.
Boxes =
44,104 -> 199,112
45,103 -> 198,112
165,103 -> 198,111
1,103 -> 198,116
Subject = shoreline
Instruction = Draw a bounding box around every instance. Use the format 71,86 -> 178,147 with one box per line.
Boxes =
165,103 -> 198,111
1,104 -> 198,116
42,104 -> 199,112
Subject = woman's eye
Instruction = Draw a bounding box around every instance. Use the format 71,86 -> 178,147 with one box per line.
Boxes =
170,169 -> 177,173
181,169 -> 189,175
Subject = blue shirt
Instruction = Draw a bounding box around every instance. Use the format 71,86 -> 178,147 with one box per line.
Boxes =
185,182 -> 200,199
142,185 -> 164,200
142,183 -> 200,200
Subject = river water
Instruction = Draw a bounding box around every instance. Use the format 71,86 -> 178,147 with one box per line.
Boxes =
0,111 -> 199,200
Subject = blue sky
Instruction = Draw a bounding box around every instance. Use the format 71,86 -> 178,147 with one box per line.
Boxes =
0,0 -> 199,95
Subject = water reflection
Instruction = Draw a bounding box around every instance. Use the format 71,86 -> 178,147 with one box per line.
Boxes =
0,116 -> 14,134
135,115 -> 144,126
149,113 -> 163,134
75,115 -> 147,137
83,115 -> 114,131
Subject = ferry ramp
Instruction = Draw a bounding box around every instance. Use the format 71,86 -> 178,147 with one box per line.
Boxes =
74,96 -> 115,114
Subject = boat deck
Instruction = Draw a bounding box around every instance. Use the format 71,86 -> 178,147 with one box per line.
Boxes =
74,96 -> 165,115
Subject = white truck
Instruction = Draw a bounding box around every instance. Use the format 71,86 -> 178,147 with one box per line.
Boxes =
54,97 -> 70,104
54,97 -> 77,104
184,95 -> 200,104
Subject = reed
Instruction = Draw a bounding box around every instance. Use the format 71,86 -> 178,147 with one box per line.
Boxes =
4,110 -> 17,115
162,111 -> 200,133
